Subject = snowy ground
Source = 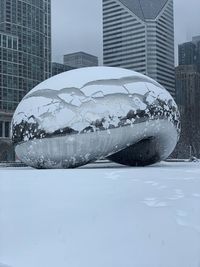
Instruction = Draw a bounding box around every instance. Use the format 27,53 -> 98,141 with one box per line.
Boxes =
0,162 -> 200,267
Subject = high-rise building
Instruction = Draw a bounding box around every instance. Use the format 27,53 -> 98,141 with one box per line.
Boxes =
175,37 -> 200,158
178,42 -> 196,66
63,52 -> 98,68
178,36 -> 200,71
176,65 -> 200,125
0,0 -> 51,161
103,0 -> 175,96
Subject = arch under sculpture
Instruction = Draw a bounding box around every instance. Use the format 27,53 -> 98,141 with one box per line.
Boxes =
11,67 -> 180,168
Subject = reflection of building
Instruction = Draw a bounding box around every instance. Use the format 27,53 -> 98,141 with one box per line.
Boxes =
63,52 -> 98,68
103,0 -> 175,96
52,62 -> 74,76
12,67 -> 180,169
175,37 -> 200,158
0,0 -> 51,161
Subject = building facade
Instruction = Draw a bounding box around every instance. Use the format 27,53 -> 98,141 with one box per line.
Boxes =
175,37 -> 200,158
0,0 -> 51,161
178,42 -> 196,66
52,62 -> 74,76
103,0 -> 175,96
178,36 -> 200,71
63,52 -> 98,68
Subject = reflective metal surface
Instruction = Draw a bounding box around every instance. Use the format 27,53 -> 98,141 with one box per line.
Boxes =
12,67 -> 180,168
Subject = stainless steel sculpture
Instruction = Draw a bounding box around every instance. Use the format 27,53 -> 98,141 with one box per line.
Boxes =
11,67 -> 180,168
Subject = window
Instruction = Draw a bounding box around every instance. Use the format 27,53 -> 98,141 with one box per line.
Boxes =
0,121 -> 2,137
5,122 -> 10,137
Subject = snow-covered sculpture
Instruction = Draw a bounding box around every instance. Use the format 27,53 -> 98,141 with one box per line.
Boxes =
11,67 -> 180,168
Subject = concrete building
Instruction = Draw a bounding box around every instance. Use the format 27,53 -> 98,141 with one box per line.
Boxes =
103,0 -> 175,96
52,62 -> 74,76
53,51 -> 99,77
175,37 -> 200,158
0,0 -> 51,161
63,52 -> 98,68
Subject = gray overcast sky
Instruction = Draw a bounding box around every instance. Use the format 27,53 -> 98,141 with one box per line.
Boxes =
51,0 -> 200,66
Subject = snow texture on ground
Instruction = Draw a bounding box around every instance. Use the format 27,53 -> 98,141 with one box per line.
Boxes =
0,162 -> 200,267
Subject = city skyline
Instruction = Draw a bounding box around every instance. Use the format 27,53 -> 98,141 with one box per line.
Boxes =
51,0 -> 200,65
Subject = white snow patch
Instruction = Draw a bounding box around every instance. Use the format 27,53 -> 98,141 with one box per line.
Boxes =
0,162 -> 200,267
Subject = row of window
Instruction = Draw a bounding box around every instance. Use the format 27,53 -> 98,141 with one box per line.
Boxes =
0,121 -> 11,138
104,30 -> 146,47
3,88 -> 22,100
104,44 -> 146,59
0,33 -> 18,50
104,25 -> 145,41
104,21 -> 141,36
104,49 -> 146,64
5,1 -> 49,31
0,47 -> 49,81
0,1 -> 51,113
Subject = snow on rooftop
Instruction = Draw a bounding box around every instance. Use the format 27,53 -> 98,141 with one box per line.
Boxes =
0,161 -> 200,267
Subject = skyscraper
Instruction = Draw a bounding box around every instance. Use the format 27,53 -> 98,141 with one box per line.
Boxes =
178,42 -> 196,66
103,0 -> 175,96
175,36 -> 200,158
0,0 -> 51,161
178,36 -> 200,71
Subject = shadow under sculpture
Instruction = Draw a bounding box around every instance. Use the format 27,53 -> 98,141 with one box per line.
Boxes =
11,67 -> 180,169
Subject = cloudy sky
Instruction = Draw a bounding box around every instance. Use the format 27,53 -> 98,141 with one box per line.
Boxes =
51,0 -> 200,66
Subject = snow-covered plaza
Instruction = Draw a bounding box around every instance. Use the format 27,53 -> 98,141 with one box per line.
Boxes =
1,161 -> 200,267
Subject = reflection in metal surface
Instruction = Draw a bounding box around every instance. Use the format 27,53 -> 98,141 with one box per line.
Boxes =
12,67 -> 180,168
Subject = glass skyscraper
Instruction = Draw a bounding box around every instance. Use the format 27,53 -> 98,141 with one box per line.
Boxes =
178,36 -> 200,71
175,36 -> 200,158
0,0 -> 51,112
0,0 -> 51,161
103,0 -> 175,96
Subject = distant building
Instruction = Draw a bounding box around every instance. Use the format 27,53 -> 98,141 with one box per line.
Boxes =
178,36 -> 200,70
63,52 -> 98,68
175,37 -> 200,158
102,0 -> 175,96
178,42 -> 196,66
193,36 -> 200,71
0,0 -> 51,161
52,62 -> 74,76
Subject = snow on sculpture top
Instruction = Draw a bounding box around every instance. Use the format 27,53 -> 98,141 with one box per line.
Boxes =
11,67 -> 180,168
